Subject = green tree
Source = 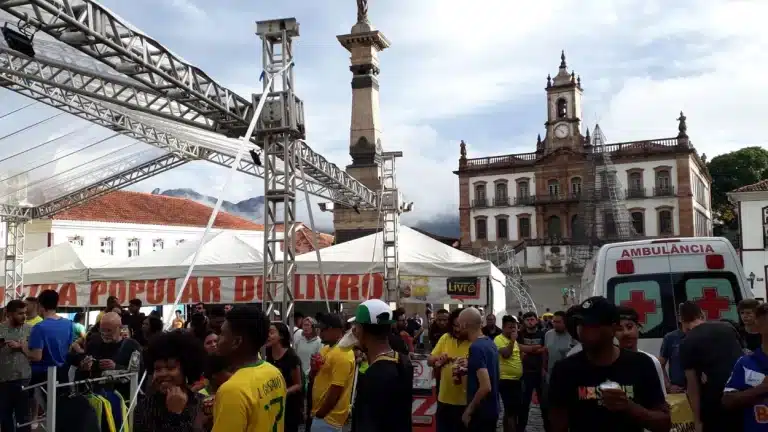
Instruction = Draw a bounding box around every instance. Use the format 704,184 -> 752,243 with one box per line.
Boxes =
708,146 -> 768,228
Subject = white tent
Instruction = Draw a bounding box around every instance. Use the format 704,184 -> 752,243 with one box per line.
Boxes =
3,242 -> 117,285
90,230 -> 273,280
296,226 -> 507,314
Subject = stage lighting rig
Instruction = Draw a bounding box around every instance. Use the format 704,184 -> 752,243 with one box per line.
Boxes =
2,22 -> 35,58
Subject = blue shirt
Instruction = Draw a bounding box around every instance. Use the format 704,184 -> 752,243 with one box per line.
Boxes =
467,336 -> 500,420
28,317 -> 73,374
724,348 -> 768,431
660,329 -> 686,387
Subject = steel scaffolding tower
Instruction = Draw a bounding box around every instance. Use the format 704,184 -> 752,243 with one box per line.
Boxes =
0,2 -> 400,314
481,245 -> 537,314
256,18 -> 300,322
567,124 -> 638,275
380,151 -> 402,303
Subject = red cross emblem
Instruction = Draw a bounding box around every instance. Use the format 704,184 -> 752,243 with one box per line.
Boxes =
695,288 -> 731,320
621,290 -> 657,325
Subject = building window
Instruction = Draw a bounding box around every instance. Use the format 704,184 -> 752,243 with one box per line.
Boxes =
68,236 -> 83,247
547,215 -> 562,239
655,169 -> 672,193
494,182 -> 508,206
517,181 -> 529,197
176,239 -> 187,246
519,217 -> 531,239
475,218 -> 487,240
627,171 -> 643,198
556,98 -> 567,118
631,211 -> 645,235
694,210 -> 711,237
128,238 -> 140,257
548,180 -> 560,197
694,176 -> 707,208
497,217 -> 508,239
604,212 -> 617,238
474,183 -> 487,207
153,239 -> 164,251
571,214 -> 579,237
763,207 -> 768,248
658,210 -> 673,235
570,177 -> 582,196
100,237 -> 114,255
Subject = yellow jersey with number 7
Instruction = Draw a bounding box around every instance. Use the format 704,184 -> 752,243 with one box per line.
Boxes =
212,360 -> 287,432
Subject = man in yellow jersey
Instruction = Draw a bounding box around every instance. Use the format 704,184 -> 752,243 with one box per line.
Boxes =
212,305 -> 287,432
309,312 -> 355,432
24,297 -> 42,326
495,315 -> 523,432
428,308 -> 470,432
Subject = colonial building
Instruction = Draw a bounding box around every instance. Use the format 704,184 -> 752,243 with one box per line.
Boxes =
728,179 -> 768,300
455,52 -> 712,271
10,190 -> 331,258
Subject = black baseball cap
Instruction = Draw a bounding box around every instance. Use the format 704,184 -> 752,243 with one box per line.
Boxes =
315,312 -> 345,329
572,296 -> 619,326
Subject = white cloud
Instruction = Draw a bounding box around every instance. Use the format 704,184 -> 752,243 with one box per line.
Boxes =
0,0 -> 765,229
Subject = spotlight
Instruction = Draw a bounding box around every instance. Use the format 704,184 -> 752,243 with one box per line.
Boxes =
352,203 -> 360,214
401,202 -> 414,213
249,149 -> 262,166
2,24 -> 35,58
318,202 -> 335,212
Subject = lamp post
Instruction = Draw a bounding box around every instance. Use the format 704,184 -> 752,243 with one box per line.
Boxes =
748,272 -> 756,290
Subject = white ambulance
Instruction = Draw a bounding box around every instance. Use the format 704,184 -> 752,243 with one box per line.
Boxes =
580,237 -> 753,354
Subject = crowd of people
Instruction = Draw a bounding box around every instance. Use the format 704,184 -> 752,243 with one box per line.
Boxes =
4,291 -> 768,432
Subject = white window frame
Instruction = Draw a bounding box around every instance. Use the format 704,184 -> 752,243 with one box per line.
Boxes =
100,237 -> 114,255
68,235 -> 84,247
153,239 -> 164,252
128,238 -> 140,258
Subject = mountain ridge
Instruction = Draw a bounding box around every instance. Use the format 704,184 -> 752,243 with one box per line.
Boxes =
154,188 -> 459,238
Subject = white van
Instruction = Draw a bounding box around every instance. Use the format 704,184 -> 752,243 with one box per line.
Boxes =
580,237 -> 753,354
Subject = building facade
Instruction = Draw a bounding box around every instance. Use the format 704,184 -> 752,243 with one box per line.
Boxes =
9,190 -> 331,258
455,53 -> 712,271
728,179 -> 768,300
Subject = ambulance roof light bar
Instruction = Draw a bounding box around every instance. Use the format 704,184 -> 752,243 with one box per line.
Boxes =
705,254 -> 724,270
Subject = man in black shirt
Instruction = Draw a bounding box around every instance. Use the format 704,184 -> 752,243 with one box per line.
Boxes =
481,313 -> 502,339
350,299 -> 413,432
428,309 -> 450,348
123,298 -> 146,345
548,296 -> 670,432
517,311 -> 546,431
70,312 -> 142,399
679,301 -> 744,432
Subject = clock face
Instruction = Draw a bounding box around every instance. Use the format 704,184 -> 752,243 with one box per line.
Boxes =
554,124 -> 570,139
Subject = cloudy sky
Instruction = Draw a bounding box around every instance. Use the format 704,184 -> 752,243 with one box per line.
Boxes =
0,0 -> 764,230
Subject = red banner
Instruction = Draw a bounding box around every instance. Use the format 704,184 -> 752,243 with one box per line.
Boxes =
0,273 -> 385,307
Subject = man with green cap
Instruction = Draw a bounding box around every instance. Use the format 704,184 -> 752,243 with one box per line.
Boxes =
350,299 -> 414,432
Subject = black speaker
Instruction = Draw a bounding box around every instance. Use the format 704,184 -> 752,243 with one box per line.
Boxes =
2,26 -> 35,58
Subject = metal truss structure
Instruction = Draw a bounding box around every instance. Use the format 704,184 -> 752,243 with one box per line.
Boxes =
0,1 -> 396,314
380,151 -> 402,303
481,245 -> 537,314
256,19 -> 299,322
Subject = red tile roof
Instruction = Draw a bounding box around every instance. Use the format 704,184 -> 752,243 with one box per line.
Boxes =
732,179 -> 768,193
52,190 -> 265,230
295,227 -> 334,254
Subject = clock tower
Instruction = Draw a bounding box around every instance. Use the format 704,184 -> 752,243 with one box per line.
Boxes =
544,51 -> 583,151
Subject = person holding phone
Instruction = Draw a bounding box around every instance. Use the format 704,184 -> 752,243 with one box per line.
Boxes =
68,312 -> 142,399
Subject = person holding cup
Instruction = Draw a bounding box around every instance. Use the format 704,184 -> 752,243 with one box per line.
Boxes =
547,296 -> 671,432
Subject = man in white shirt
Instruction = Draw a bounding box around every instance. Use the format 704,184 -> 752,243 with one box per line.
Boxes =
292,311 -> 305,345
294,317 -> 323,375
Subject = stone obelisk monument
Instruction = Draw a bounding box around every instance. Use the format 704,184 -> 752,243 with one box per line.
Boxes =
334,0 -> 391,243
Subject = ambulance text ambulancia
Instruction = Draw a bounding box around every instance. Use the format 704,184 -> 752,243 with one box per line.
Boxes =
580,237 -> 752,354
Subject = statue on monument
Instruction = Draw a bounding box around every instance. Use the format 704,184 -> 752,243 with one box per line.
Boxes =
356,0 -> 369,23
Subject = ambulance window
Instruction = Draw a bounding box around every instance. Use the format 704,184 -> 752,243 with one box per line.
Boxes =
675,272 -> 741,323
607,274 -> 677,339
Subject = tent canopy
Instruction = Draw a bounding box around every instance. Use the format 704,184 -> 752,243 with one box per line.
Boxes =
90,230 -> 271,280
296,226 -> 491,277
8,242 -> 118,285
